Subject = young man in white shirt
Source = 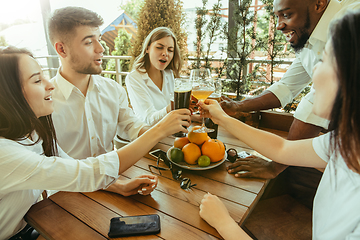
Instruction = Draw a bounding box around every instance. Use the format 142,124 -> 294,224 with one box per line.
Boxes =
47,7 -> 189,196
222,0 -> 360,208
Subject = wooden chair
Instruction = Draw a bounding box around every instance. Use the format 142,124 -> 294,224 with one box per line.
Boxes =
243,194 -> 312,240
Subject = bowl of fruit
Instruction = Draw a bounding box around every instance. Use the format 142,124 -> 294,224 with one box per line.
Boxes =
167,126 -> 227,170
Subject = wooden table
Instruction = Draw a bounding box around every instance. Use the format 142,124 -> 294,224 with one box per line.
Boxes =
25,126 -> 275,240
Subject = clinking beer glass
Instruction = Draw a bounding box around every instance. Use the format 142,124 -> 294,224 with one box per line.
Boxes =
173,77 -> 192,137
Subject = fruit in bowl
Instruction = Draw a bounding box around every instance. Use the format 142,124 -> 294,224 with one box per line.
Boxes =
202,139 -> 226,162
173,137 -> 190,149
171,126 -> 225,167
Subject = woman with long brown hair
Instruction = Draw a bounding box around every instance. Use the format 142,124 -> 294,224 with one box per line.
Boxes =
0,46 -> 190,240
198,10 -> 360,240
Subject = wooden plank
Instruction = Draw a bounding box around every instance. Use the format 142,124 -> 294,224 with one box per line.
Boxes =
25,198 -> 106,240
259,110 -> 294,132
121,166 -> 248,217
49,192 -> 160,240
135,156 -> 265,195
83,191 -> 219,240
129,189 -> 221,237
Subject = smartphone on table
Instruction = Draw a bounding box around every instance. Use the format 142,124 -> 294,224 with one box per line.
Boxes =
149,149 -> 167,160
108,214 -> 161,238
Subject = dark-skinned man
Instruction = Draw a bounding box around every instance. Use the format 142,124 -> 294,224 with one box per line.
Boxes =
221,0 -> 360,209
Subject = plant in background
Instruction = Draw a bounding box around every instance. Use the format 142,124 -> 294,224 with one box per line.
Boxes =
204,0 -> 223,70
191,0 -> 223,72
193,0 -> 208,69
105,29 -> 132,84
283,85 -> 311,113
258,0 -> 290,85
0,36 -> 7,46
222,0 -> 260,100
100,40 -> 110,71
130,0 -> 187,68
119,0 -> 144,21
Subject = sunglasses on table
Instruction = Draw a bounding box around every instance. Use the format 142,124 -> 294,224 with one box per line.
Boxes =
148,151 -> 197,190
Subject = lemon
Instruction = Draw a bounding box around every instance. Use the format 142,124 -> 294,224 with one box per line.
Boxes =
170,147 -> 184,163
198,155 -> 211,167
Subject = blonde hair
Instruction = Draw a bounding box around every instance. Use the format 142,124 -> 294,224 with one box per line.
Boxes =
133,27 -> 182,77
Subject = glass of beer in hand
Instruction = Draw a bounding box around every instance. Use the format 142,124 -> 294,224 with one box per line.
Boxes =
173,77 -> 192,137
190,69 -> 215,133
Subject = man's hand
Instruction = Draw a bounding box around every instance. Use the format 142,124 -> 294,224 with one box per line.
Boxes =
219,96 -> 241,117
105,175 -> 158,196
226,155 -> 287,179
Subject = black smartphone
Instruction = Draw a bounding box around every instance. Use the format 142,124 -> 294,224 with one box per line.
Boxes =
149,149 -> 167,160
108,214 -> 160,238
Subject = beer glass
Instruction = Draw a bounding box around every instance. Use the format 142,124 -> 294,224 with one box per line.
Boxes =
190,69 -> 215,133
173,77 -> 192,137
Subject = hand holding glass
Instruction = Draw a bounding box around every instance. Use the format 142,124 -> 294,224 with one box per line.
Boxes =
190,69 -> 215,133
173,77 -> 192,137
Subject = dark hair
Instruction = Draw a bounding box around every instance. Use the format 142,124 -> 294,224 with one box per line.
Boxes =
0,46 -> 58,156
329,10 -> 360,173
48,6 -> 104,45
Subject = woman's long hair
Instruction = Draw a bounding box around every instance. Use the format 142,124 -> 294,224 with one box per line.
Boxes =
0,46 -> 58,156
329,10 -> 360,173
133,27 -> 182,77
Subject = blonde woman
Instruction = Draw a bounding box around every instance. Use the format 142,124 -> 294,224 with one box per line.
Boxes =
125,27 -> 182,126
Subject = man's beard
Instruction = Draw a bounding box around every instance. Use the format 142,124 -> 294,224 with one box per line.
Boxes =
76,64 -> 102,75
291,9 -> 311,53
70,54 -> 102,75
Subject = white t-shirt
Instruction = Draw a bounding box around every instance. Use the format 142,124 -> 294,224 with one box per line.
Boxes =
267,0 -> 359,129
312,133 -> 360,239
125,69 -> 174,126
51,70 -> 147,159
0,133 -> 120,239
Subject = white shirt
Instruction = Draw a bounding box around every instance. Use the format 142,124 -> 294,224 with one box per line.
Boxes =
125,69 -> 174,126
51,70 -> 147,159
312,133 -> 360,239
267,0 -> 357,129
0,133 -> 119,240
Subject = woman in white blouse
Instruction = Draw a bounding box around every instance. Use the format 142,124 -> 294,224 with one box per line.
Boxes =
198,10 -> 360,240
0,46 -> 190,240
125,27 -> 182,126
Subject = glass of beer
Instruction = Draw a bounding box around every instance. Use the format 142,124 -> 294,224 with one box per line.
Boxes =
190,69 -> 215,133
173,77 -> 192,137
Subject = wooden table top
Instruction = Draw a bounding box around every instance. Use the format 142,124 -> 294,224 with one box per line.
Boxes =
25,126 -> 277,240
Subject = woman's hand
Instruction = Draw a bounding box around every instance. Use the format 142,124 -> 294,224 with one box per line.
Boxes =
199,193 -> 233,229
200,193 -> 251,240
106,175 -> 158,196
197,100 -> 228,125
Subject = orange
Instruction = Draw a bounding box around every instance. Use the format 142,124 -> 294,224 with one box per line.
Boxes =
174,137 -> 190,149
182,143 -> 202,164
187,126 -> 208,145
201,139 -> 225,162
